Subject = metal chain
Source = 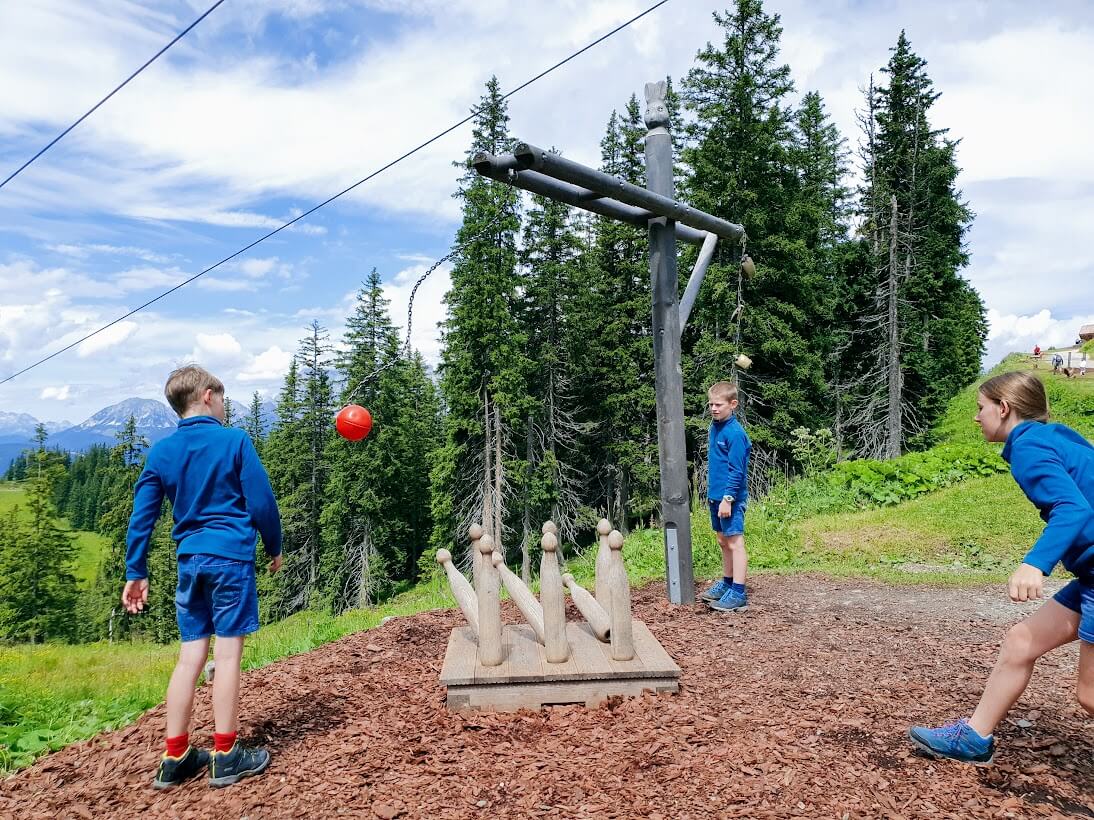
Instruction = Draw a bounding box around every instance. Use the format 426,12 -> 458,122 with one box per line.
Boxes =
342,209 -> 508,404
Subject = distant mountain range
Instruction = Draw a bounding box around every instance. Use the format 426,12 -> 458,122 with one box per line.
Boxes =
1,397 -> 275,471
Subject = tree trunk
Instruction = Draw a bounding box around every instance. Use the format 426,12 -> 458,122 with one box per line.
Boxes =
885,193 -> 902,459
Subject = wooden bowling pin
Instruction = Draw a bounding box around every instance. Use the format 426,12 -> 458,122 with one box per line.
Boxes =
468,523 -> 484,589
476,534 -> 503,666
436,548 -> 478,634
607,530 -> 634,661
539,531 -> 569,663
492,551 -> 545,644
562,572 -> 610,642
595,518 -> 612,613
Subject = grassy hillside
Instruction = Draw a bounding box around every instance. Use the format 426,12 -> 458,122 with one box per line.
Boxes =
3,354 -> 1090,773
0,482 -> 109,587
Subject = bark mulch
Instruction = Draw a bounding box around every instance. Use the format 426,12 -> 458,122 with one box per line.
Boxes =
1,575 -> 1091,819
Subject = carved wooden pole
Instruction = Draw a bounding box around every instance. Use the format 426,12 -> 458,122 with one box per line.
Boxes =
645,80 -> 694,605
436,548 -> 478,634
476,534 -> 503,666
468,522 -> 484,590
539,531 -> 569,663
562,573 -> 610,642
607,529 -> 634,661
492,551 -> 545,644
595,518 -> 612,613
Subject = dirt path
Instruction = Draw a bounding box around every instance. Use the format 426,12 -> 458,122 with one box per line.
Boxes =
2,575 -> 1091,819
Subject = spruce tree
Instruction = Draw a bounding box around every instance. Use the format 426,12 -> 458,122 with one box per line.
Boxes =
243,391 -> 266,456
431,76 -> 527,563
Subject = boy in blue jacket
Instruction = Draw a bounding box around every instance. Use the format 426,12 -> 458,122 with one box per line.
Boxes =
909,370 -> 1094,764
123,365 -> 282,789
700,381 -> 751,612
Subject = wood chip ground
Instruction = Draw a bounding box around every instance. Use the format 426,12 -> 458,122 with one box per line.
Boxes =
2,575 -> 1091,818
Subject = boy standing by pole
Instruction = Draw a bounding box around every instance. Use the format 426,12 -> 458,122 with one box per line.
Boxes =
700,381 -> 751,612
123,365 -> 282,789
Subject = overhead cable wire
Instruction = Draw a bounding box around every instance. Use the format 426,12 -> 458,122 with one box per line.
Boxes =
0,0 -> 228,191
0,0 -> 672,387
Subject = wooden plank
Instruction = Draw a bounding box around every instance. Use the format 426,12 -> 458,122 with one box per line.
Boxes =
631,621 -> 681,677
447,676 -> 679,712
539,623 -> 583,682
473,626 -> 510,684
439,626 -> 479,686
504,624 -> 544,683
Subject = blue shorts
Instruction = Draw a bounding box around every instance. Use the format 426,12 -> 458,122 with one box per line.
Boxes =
1053,577 -> 1094,643
176,554 -> 259,642
709,499 -> 746,537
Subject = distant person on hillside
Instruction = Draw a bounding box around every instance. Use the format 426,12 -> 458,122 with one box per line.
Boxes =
907,371 -> 1094,764
1081,354 -> 1088,377
123,365 -> 282,789
1033,344 -> 1041,359
1052,353 -> 1063,373
699,380 -> 752,612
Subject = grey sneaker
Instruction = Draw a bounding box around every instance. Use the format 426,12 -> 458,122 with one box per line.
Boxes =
152,746 -> 210,790
209,743 -> 271,788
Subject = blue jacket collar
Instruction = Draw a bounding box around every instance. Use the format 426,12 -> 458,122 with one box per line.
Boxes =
177,415 -> 222,429
1002,419 -> 1040,462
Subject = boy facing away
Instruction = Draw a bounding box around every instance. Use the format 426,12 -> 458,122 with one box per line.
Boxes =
700,381 -> 751,612
123,365 -> 283,789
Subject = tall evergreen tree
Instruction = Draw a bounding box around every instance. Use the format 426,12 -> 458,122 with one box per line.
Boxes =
431,76 -> 527,563
243,391 -> 267,456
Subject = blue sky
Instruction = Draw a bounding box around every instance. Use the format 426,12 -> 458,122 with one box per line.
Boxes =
2,0 -> 1093,425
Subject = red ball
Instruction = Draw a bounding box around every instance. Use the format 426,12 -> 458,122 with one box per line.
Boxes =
335,404 -> 372,441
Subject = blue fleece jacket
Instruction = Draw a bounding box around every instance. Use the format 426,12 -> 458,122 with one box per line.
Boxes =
125,415 -> 282,581
1002,420 -> 1094,579
708,415 -> 751,503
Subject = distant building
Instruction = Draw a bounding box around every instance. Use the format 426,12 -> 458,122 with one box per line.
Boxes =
1080,324 -> 1094,342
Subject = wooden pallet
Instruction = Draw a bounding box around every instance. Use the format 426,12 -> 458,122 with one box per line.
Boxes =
439,620 -> 680,711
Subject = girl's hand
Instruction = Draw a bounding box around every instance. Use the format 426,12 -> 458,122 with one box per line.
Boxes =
1007,563 -> 1045,602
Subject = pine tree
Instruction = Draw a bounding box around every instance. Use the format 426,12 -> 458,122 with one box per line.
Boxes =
681,0 -> 834,459
0,451 -> 78,642
243,391 -> 266,456
431,76 -> 527,564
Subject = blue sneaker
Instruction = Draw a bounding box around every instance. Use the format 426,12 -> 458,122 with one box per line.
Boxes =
709,588 -> 748,612
908,719 -> 994,764
152,745 -> 210,790
700,579 -> 731,602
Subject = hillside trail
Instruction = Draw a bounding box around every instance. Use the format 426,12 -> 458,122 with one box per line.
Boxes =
1,575 -> 1091,819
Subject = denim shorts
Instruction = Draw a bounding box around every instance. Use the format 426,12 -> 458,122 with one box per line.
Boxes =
176,554 -> 259,642
709,499 -> 746,537
1053,577 -> 1094,643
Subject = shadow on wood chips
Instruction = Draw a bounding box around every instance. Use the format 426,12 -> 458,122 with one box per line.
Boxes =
1,575 -> 1091,819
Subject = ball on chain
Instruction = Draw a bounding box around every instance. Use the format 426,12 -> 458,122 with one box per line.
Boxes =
335,404 -> 373,441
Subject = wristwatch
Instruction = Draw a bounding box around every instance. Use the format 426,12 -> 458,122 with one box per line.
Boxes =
722,495 -> 734,504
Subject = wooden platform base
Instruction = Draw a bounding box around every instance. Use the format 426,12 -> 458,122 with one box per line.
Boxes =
439,621 -> 680,711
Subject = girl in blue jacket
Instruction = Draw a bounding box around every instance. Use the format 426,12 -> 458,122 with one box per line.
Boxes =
909,370 -> 1094,764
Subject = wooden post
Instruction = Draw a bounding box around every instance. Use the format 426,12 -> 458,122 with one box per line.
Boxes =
645,80 -> 694,605
436,548 -> 479,634
468,522 -> 484,590
607,529 -> 634,661
539,531 -> 569,663
492,551 -> 545,644
476,534 -> 503,666
562,573 -> 610,642
595,518 -> 612,613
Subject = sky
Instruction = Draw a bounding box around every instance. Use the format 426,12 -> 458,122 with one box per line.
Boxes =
2,0 -> 1093,425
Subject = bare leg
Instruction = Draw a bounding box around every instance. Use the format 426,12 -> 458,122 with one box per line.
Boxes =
166,638 -> 211,739
212,636 -> 245,735
968,600 -> 1078,736
718,534 -> 734,578
1079,640 -> 1094,717
726,534 -> 747,586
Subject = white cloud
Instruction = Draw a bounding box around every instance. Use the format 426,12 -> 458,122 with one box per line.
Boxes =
77,321 -> 138,357
40,385 -> 71,400
382,261 -> 452,365
984,308 -> 1094,368
192,332 -> 244,361
237,346 -> 295,381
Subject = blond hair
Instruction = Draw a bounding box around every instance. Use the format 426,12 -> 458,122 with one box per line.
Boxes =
707,381 -> 738,403
165,365 -> 224,416
979,371 -> 1049,423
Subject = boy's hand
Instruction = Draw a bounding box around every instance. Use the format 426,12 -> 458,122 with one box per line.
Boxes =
269,554 -> 283,574
1008,563 -> 1044,602
718,499 -> 733,518
122,579 -> 149,613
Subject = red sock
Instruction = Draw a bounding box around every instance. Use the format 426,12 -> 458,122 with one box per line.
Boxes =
165,734 -> 189,758
214,732 -> 237,753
